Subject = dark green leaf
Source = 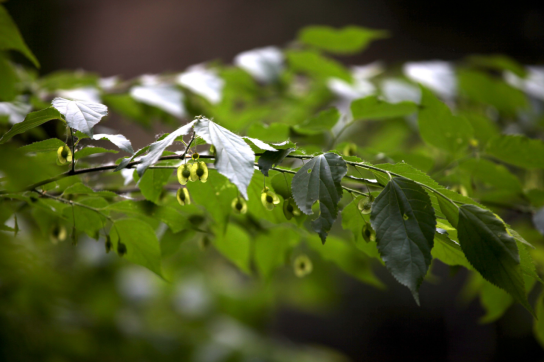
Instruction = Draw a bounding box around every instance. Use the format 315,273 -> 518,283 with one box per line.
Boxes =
298,26 -> 387,55
457,204 -> 532,314
370,176 -> 436,304
486,134 -> 544,169
351,95 -> 417,120
258,148 -> 295,176
0,108 -> 63,144
0,5 -> 39,67
292,153 -> 347,243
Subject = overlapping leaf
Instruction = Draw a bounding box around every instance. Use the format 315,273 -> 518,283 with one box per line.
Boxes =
52,97 -> 108,137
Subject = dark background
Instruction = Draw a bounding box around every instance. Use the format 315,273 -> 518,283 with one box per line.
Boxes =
5,0 -> 544,361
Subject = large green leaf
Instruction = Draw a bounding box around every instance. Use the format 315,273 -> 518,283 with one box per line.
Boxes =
458,69 -> 528,114
52,98 -> 108,138
138,168 -> 172,204
62,197 -> 109,239
417,86 -> 473,154
351,95 -> 417,120
432,232 -> 472,270
213,223 -> 251,274
456,204 -> 532,313
286,50 -> 351,82
0,5 -> 39,67
0,52 -> 18,101
293,108 -> 340,135
370,177 -> 436,304
458,158 -> 522,193
271,172 -> 294,199
486,134 -> 544,169
254,228 -> 298,280
0,108 -> 62,144
74,146 -> 118,160
19,138 -> 66,153
292,153 -> 347,243
298,25 -> 387,55
111,218 -> 163,277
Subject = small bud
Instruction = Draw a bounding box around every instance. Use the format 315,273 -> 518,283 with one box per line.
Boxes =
105,235 -> 113,253
357,196 -> 373,215
283,197 -> 301,220
57,145 -> 72,165
261,188 -> 280,210
177,164 -> 192,185
176,187 -> 191,206
50,224 -> 67,244
231,197 -> 248,214
190,161 -> 208,183
209,145 -> 216,155
117,241 -> 127,257
362,223 -> 376,243
294,255 -> 313,277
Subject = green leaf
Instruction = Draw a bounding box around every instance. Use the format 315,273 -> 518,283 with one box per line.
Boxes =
298,26 -> 387,55
478,279 -> 514,323
370,176 -> 436,304
19,138 -> 65,153
62,197 -> 109,239
462,112 -> 500,148
92,134 -> 134,154
308,235 -> 384,288
213,223 -> 251,274
351,96 -> 417,120
74,146 -> 118,160
286,50 -> 352,82
293,108 -> 340,135
254,228 -> 298,280
111,218 -> 163,277
432,231 -> 472,269
0,52 -> 18,101
258,148 -> 295,176
247,123 -> 290,143
458,158 -> 522,193
417,86 -> 473,154
292,153 -> 347,243
0,107 -> 63,144
534,290 -> 544,347
466,54 -> 527,77
457,204 -> 532,314
138,168 -> 172,204
486,134 -> 544,169
62,182 -> 118,198
458,69 -> 528,114
271,172 -> 294,199
0,5 -> 39,67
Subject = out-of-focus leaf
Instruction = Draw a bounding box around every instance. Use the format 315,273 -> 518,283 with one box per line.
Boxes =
466,54 -> 527,78
298,25 -> 387,55
213,223 -> 251,274
486,134 -> 544,169
254,228 -> 298,280
92,134 -> 134,154
287,50 -> 351,82
293,108 -> 340,135
0,107 -> 62,144
0,53 -> 18,101
130,84 -> 186,118
62,197 -> 109,239
417,86 -> 473,155
247,123 -> 290,143
19,138 -> 65,153
74,146 -> 117,160
0,5 -> 39,67
138,168 -> 172,204
351,95 -> 417,120
458,158 -> 522,193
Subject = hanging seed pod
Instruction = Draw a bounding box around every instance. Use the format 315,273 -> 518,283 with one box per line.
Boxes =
283,197 -> 301,220
50,224 -> 67,244
357,195 -> 374,215
57,145 -> 72,165
362,223 -> 376,243
105,235 -> 113,253
294,255 -> 313,277
231,197 -> 248,214
209,145 -> 216,156
177,164 -> 192,185
117,241 -> 127,257
261,187 -> 280,210
190,161 -> 208,182
343,143 -> 357,157
176,187 -> 191,206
